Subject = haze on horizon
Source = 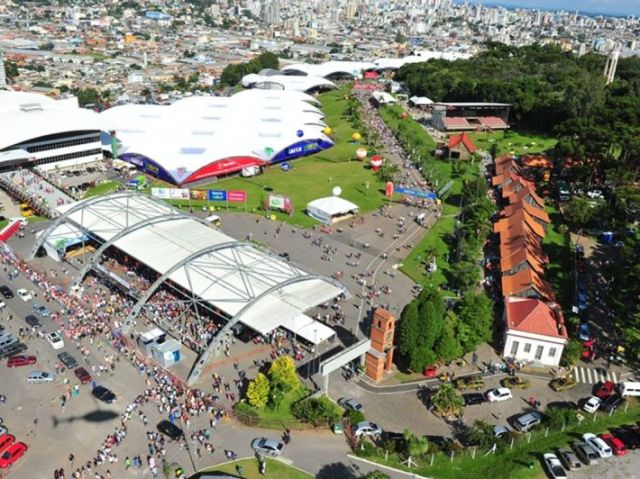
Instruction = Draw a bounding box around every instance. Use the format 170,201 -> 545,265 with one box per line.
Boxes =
459,0 -> 640,16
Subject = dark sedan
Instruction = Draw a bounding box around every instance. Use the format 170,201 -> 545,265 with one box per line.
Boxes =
0,287 -> 13,299
91,385 -> 116,404
57,352 -> 78,369
157,420 -> 184,440
611,427 -> 640,450
462,393 -> 486,406
24,315 -> 42,328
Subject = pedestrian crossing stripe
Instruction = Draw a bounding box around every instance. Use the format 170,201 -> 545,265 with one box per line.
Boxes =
572,367 -> 617,384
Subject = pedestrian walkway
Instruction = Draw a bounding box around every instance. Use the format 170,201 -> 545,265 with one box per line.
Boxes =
573,366 -> 617,384
0,168 -> 73,217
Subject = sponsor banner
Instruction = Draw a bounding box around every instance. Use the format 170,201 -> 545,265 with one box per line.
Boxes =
227,190 -> 246,202
208,190 -> 227,201
269,196 -> 285,209
169,188 -> 189,200
395,186 -> 437,200
151,187 -> 172,199
190,189 -> 207,201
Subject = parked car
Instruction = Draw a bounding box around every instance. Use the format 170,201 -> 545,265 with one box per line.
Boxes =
74,367 -> 92,384
0,342 -> 27,359
353,421 -> 383,437
542,453 -> 567,479
422,365 -> 438,378
512,411 -> 543,432
24,315 -> 41,328
573,442 -> 599,465
493,425 -> 510,438
57,352 -> 78,369
486,388 -> 512,402
0,442 -> 27,468
6,355 -> 36,367
462,393 -> 486,406
549,376 -> 577,392
337,398 -> 363,412
600,433 -> 627,456
0,435 -> 14,455
251,437 -> 284,457
611,427 -> 640,450
583,396 -> 602,413
45,332 -> 64,350
0,287 -> 13,299
501,376 -> 531,390
583,433 -> 612,458
31,303 -> 49,317
16,289 -> 32,302
26,371 -> 56,383
595,381 -> 616,400
557,448 -> 582,470
157,420 -> 184,440
91,385 -> 116,404
601,394 -> 625,413
454,376 -> 485,391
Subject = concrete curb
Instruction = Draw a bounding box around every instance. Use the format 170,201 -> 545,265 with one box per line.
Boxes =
347,454 -> 433,478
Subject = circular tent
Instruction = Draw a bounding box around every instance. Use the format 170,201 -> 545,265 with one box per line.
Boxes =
306,196 -> 359,225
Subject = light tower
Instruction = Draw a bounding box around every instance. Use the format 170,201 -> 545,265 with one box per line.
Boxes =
604,47 -> 620,85
0,50 -> 6,88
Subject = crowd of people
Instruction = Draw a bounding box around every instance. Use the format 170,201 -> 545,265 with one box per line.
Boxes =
0,168 -> 73,216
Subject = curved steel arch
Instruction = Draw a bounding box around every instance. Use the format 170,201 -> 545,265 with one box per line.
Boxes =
121,240 -> 257,334
27,190 -> 143,260
186,274 -> 348,385
72,212 -> 189,289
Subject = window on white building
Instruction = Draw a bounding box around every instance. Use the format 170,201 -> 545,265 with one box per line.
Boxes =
549,348 -> 557,358
510,341 -> 519,355
535,345 -> 544,360
524,343 -> 531,353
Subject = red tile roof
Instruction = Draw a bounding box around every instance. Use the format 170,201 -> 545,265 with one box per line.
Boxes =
501,268 -> 556,302
443,117 -> 471,130
504,296 -> 567,338
480,116 -> 509,129
502,200 -> 550,224
448,132 -> 477,154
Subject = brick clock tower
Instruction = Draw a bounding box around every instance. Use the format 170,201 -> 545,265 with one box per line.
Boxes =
364,308 -> 396,382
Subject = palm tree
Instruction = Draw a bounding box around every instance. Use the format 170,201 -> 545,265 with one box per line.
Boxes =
431,384 -> 464,417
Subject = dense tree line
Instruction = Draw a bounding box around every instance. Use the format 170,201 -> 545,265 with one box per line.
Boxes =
219,52 -> 279,87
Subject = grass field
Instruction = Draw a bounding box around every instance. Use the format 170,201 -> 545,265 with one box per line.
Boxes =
193,458 -> 313,479
359,405 -> 640,479
151,86 -> 385,227
469,130 -> 557,156
543,206 -> 573,310
84,180 -> 121,198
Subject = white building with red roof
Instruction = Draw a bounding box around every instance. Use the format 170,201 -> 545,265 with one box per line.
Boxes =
502,295 -> 568,367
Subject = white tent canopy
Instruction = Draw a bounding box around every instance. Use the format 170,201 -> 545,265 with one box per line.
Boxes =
307,196 -> 359,224
409,96 -> 434,106
282,314 -> 336,345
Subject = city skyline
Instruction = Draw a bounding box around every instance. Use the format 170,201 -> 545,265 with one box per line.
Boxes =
458,0 -> 640,16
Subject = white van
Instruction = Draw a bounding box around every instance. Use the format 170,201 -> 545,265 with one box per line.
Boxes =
416,213 -> 427,225
618,381 -> 640,397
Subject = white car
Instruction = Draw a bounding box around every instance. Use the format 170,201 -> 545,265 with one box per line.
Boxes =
583,396 -> 602,413
583,433 -> 612,458
0,300 -> 5,310
16,288 -> 32,302
45,332 -> 64,350
486,387 -> 513,402
27,371 -> 56,383
543,453 -> 567,479
353,421 -> 383,437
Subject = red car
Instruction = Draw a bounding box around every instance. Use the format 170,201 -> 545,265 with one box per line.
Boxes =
74,367 -> 92,384
0,435 -> 15,455
0,442 -> 27,468
423,365 -> 438,378
601,433 -> 628,456
595,381 -> 616,399
6,355 -> 37,368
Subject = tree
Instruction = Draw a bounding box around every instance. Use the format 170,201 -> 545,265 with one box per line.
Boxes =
74,87 -> 100,107
560,339 -> 582,367
376,161 -> 400,182
269,355 -> 300,392
435,313 -> 463,361
564,197 -> 596,227
403,430 -> 430,458
394,31 -> 407,44
291,396 -> 341,426
4,61 -> 18,80
456,292 -> 494,352
246,373 -> 270,409
430,383 -> 463,417
365,471 -> 391,479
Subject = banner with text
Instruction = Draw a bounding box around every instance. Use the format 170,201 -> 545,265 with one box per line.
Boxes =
207,190 -> 227,201
395,186 -> 437,200
227,190 -> 247,202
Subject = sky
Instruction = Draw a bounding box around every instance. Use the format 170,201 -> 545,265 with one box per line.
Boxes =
458,0 -> 640,17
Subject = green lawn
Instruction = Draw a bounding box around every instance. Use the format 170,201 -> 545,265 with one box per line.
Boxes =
84,180 -> 121,198
234,387 -> 311,429
192,458 -> 312,479
358,405 -> 640,479
469,130 -> 557,156
0,215 -> 47,229
543,206 -> 573,310
149,86 -> 385,227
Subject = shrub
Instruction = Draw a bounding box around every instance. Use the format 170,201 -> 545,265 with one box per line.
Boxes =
347,409 -> 366,425
291,396 -> 342,426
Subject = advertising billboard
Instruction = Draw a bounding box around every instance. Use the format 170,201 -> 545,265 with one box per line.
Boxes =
169,188 -> 189,199
227,190 -> 246,202
151,187 -> 172,199
208,190 -> 227,201
190,190 -> 207,201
